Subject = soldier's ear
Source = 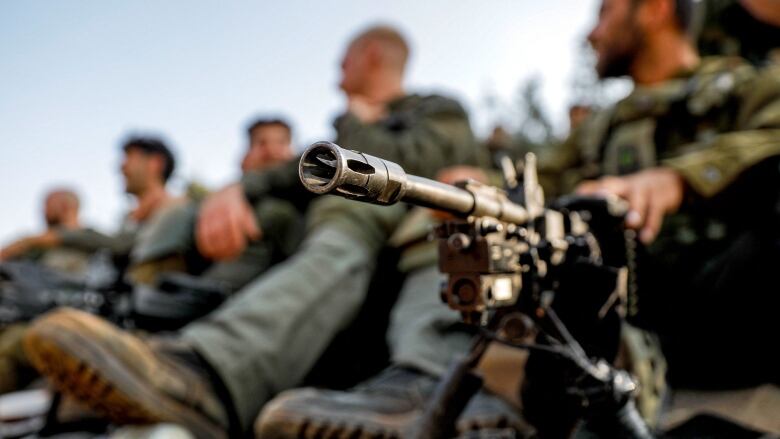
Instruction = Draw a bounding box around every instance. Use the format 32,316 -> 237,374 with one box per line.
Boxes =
149,154 -> 166,182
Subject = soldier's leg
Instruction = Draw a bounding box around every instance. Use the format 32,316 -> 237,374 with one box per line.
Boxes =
178,198 -> 406,429
654,228 -> 780,389
0,324 -> 37,394
387,264 -> 472,376
256,263 -> 532,439
180,226 -> 376,428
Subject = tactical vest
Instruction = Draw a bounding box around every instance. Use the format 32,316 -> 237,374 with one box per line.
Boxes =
578,57 -> 756,180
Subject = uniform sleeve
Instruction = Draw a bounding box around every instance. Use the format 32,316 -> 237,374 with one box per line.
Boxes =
240,159 -> 314,207
58,228 -> 137,256
663,65 -> 780,197
254,198 -> 305,259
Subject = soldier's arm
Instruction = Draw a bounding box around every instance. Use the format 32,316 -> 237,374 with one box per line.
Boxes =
240,160 -> 315,207
578,65 -> 780,243
662,65 -> 780,197
58,228 -> 137,256
0,232 -> 57,261
255,198 -> 304,260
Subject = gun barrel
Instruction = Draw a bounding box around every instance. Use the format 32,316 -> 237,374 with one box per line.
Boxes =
299,141 -> 528,223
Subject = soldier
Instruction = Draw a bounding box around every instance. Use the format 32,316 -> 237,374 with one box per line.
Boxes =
0,189 -> 93,275
21,25 -> 486,438
256,0 -> 780,437
128,117 -> 302,290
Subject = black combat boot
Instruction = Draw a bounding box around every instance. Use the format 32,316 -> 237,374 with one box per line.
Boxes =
256,365 -> 534,439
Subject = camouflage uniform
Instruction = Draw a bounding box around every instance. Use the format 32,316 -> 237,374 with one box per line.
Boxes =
698,0 -> 780,66
178,93 -> 480,430
539,57 -> 780,431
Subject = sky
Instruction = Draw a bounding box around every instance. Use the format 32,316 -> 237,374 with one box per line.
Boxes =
0,0 -> 607,245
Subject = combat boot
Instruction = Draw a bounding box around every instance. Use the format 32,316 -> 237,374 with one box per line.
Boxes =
23,308 -> 232,439
255,366 -> 534,439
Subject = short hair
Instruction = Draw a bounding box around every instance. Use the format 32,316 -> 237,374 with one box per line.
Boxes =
352,25 -> 410,71
246,117 -> 293,139
631,0 -> 700,36
121,136 -> 176,182
673,0 -> 699,36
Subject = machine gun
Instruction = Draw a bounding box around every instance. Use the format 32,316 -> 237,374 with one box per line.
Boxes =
299,141 -> 653,438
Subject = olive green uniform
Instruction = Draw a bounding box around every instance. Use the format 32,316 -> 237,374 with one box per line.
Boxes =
539,57 -> 780,429
698,0 -> 780,66
129,195 -> 303,291
7,228 -> 98,277
179,93 -> 480,430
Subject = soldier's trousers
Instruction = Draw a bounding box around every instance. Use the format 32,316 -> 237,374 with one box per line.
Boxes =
387,264 -> 472,377
180,226 -> 377,430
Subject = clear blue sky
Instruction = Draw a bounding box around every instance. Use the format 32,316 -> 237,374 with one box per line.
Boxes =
1,0 -> 602,244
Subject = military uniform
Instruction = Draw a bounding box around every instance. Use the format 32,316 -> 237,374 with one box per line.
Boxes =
698,0 -> 780,66
538,57 -> 780,433
176,93 -> 480,431
6,232 -> 95,276
128,194 -> 303,291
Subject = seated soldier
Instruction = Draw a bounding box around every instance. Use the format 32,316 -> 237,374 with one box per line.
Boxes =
127,117 -> 302,292
1,188 -> 92,275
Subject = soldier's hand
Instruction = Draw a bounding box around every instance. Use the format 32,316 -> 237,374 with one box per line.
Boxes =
347,95 -> 388,124
196,183 -> 261,261
576,167 -> 685,244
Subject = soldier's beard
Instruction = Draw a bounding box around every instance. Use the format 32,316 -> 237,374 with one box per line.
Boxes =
596,23 -> 646,79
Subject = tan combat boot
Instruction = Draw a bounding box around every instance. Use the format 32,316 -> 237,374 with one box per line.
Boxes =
23,308 -> 230,439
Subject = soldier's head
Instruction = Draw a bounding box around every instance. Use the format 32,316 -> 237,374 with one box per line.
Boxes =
588,0 -> 699,79
120,136 -> 176,196
241,117 -> 294,172
43,189 -> 80,229
340,25 -> 410,97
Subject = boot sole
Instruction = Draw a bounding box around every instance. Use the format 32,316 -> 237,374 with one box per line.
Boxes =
24,315 -> 226,439
258,389 -> 416,439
